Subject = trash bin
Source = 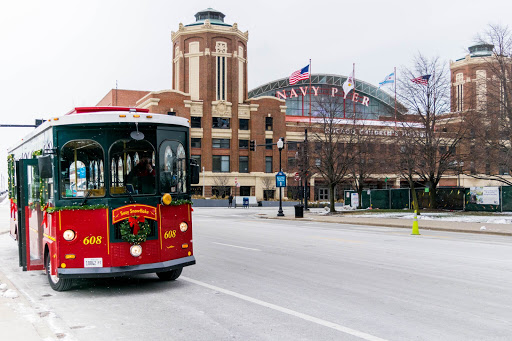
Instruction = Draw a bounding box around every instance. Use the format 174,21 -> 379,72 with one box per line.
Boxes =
294,204 -> 304,218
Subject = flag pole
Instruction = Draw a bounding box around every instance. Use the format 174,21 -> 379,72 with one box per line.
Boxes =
353,63 -> 356,118
309,59 -> 312,126
394,66 -> 397,130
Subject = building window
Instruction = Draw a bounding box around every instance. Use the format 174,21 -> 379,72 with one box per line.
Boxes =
212,139 -> 230,149
265,117 -> 273,131
213,155 -> 230,172
216,42 -> 227,100
288,157 -> 297,169
191,138 -> 201,148
212,117 -> 230,129
265,139 -> 273,150
239,186 -> 251,196
239,140 -> 249,149
288,142 -> 298,150
191,155 -> 201,170
263,190 -> 275,201
265,156 -> 273,173
239,119 -> 249,130
239,156 -> 249,173
212,186 -> 230,198
476,70 -> 487,111
191,117 -> 201,128
455,73 -> 464,112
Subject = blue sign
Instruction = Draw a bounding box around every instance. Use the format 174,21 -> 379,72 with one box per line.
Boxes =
276,172 -> 286,187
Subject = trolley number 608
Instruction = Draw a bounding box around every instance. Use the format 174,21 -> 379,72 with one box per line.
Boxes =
83,236 -> 103,245
164,230 -> 177,239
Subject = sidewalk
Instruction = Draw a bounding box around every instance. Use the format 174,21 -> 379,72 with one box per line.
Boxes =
260,210 -> 512,236
0,271 -> 60,340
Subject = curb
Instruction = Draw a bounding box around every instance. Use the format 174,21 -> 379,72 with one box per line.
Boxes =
259,215 -> 512,236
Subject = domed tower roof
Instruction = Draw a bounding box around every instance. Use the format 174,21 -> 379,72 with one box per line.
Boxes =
468,44 -> 494,57
186,8 -> 231,27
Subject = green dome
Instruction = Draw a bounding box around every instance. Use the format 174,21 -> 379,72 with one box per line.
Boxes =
186,8 -> 231,27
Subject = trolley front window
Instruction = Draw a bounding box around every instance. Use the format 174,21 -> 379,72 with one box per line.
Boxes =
110,139 -> 156,195
60,140 -> 105,198
159,140 -> 187,194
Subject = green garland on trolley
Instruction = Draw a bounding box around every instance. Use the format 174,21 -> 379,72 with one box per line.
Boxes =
7,154 -> 14,200
46,204 -> 108,214
119,216 -> 151,244
167,199 -> 193,206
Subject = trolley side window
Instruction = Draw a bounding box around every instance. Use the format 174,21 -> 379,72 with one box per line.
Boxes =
60,140 -> 105,198
110,139 -> 156,196
159,140 -> 187,194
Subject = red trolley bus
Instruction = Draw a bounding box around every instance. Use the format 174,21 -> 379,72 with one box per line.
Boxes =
7,107 -> 199,291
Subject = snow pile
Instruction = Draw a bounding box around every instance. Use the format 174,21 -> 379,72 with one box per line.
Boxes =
347,211 -> 512,224
3,289 -> 18,298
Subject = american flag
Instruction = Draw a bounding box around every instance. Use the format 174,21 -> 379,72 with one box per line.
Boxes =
289,65 -> 310,85
411,74 -> 431,85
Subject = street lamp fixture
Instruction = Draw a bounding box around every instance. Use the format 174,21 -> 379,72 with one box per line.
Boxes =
277,137 -> 284,217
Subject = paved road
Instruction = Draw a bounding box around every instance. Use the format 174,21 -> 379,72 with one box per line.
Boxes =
1,205 -> 512,340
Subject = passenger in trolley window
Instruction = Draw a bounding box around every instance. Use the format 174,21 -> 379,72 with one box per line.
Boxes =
127,158 -> 156,194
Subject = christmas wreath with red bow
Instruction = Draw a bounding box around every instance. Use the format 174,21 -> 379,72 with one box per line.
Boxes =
119,215 -> 151,244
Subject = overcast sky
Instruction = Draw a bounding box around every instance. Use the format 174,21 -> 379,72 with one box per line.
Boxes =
1,0 -> 511,184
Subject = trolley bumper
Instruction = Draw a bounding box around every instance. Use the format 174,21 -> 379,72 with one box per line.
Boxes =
58,256 -> 196,279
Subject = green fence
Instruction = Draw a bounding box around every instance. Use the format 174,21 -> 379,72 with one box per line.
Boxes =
342,186 -> 512,211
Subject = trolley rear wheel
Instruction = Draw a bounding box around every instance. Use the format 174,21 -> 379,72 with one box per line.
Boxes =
46,252 -> 73,291
156,268 -> 182,281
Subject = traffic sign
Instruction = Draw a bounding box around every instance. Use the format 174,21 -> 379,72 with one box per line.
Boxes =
276,171 -> 286,187
236,183 -> 240,187
294,172 -> 300,181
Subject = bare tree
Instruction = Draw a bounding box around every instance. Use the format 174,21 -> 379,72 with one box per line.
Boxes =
348,119 -> 381,208
310,95 -> 354,212
261,176 -> 275,200
464,24 -> 512,185
212,176 -> 230,198
397,54 -> 468,209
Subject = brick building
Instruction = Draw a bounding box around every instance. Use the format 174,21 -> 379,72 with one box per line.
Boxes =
97,10 -> 506,201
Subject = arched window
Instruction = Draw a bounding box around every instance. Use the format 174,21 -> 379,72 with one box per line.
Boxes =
60,140 -> 105,198
110,139 -> 155,195
159,140 -> 187,194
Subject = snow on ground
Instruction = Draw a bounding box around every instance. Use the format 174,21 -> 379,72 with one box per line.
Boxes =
306,203 -> 512,224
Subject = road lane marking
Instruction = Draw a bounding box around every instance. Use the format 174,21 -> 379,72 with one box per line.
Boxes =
313,236 -> 363,244
182,276 -> 387,341
212,242 -> 261,251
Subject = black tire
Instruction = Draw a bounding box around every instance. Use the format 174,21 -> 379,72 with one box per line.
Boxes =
46,252 -> 73,291
156,268 -> 183,281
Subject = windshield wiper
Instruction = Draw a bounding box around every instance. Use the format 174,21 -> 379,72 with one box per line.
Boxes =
80,190 -> 92,206
125,189 -> 136,204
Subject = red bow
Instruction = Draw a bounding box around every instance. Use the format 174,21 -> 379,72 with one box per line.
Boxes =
10,199 -> 16,218
42,203 -> 49,227
128,216 -> 145,235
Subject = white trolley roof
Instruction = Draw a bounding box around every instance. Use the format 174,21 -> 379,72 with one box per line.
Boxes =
8,107 -> 189,152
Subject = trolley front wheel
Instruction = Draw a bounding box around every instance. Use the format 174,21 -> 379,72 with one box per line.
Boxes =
156,268 -> 183,281
46,252 -> 73,291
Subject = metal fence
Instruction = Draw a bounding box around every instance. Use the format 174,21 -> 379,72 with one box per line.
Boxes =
342,186 -> 512,211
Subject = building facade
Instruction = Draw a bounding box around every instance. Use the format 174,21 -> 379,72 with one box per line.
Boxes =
96,10 -> 507,201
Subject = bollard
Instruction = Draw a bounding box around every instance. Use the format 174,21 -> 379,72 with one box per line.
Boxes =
411,210 -> 420,235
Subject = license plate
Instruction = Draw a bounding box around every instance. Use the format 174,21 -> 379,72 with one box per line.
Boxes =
84,258 -> 103,268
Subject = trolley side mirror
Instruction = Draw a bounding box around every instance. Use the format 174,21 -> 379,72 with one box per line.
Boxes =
38,155 -> 53,179
190,159 -> 200,184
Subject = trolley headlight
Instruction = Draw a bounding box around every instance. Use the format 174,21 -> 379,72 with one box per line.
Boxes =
130,244 -> 143,257
162,193 -> 172,205
180,222 -> 188,232
63,230 -> 75,241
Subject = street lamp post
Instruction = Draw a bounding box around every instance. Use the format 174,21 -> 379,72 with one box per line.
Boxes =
277,138 -> 284,217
